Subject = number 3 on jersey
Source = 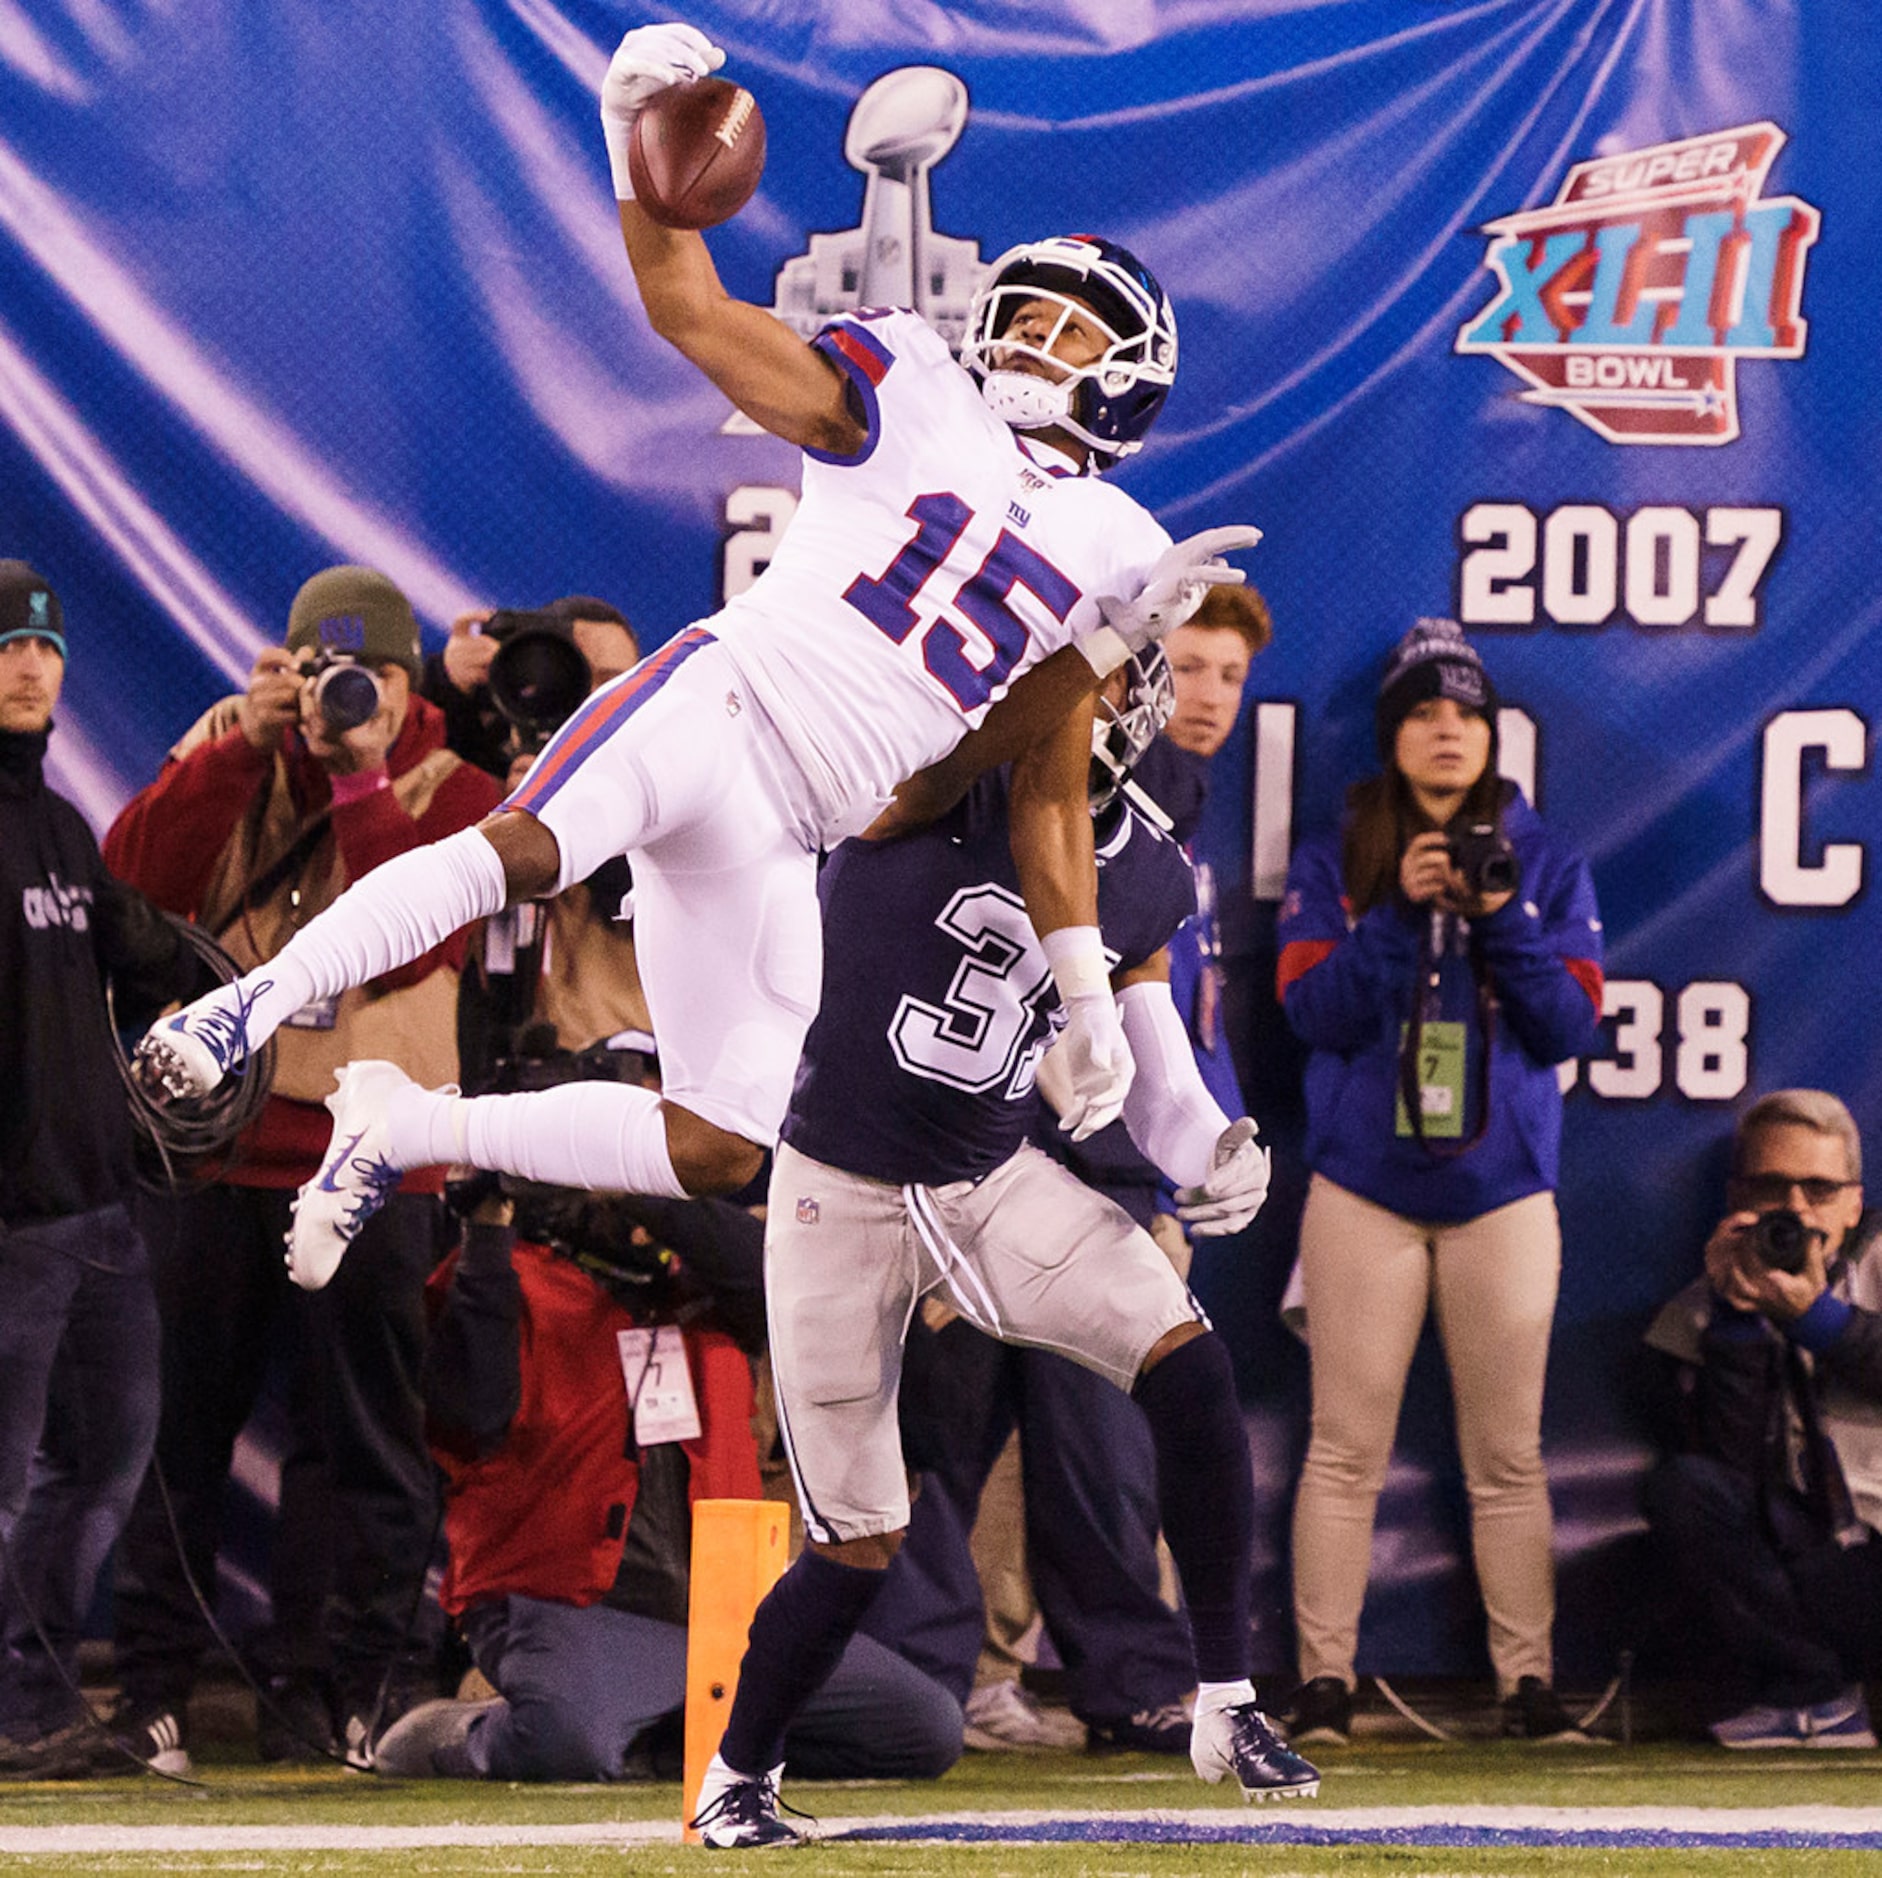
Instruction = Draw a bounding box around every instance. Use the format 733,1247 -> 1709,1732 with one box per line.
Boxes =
889,885 -> 1057,1097
845,493 -> 1079,712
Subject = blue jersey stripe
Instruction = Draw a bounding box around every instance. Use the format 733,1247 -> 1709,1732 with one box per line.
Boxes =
503,627 -> 713,816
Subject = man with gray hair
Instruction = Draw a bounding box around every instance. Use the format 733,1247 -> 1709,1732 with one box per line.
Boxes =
1644,1089 -> 1882,1748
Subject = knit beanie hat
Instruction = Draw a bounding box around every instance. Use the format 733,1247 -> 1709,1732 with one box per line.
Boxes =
1375,617 -> 1498,760
0,560 -> 66,659
285,565 -> 420,677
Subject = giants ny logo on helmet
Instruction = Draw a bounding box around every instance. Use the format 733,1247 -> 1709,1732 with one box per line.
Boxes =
1455,123 -> 1819,446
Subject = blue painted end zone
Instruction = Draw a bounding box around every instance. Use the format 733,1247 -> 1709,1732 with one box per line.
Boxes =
844,1818 -> 1882,1851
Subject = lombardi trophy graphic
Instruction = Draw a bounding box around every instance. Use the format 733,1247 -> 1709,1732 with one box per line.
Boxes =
772,67 -> 983,348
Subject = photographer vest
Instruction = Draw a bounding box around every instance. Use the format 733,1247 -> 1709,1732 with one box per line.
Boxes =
532,879 -> 653,1050
180,699 -> 468,1103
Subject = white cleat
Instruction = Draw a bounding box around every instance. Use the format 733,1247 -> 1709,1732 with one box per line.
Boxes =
134,977 -> 273,1100
285,1061 -> 415,1291
689,1752 -> 803,1849
1192,1700 -> 1320,1802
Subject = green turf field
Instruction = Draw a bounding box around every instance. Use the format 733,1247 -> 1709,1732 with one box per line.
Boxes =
5,1740 -> 1882,1874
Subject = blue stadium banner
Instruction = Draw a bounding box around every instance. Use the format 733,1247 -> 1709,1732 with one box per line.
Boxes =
4,2 -> 1876,1680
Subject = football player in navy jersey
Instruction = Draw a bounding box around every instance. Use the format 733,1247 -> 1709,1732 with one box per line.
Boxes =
687,651 -> 1318,1847
133,19 -> 1258,1301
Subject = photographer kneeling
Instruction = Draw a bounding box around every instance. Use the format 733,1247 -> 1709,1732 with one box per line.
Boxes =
374,1047 -> 961,1783
1643,1090 -> 1882,1748
1277,620 -> 1603,1745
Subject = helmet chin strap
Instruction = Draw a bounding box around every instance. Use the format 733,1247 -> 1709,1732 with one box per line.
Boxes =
980,369 -> 1073,432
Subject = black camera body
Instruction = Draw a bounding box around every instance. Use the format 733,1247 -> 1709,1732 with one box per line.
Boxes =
481,608 -> 592,754
303,650 -> 383,733
445,1034 -> 672,1299
1748,1206 -> 1811,1275
1446,818 -> 1520,898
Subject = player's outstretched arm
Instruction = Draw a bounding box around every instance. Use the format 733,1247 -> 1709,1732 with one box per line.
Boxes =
602,25 -> 862,455
1008,689 -> 1100,941
1009,695 -> 1134,1139
1114,956 -> 1271,1233
864,646 -> 1106,840
619,206 -> 862,452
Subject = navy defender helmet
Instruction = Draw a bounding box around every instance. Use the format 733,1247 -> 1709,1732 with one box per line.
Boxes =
1090,642 -> 1176,812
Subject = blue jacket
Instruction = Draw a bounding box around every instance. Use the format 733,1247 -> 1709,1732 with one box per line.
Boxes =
1276,790 -> 1602,1223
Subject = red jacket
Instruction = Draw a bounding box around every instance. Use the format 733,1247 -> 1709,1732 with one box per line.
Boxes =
103,693 -> 499,1186
427,1237 -> 761,1616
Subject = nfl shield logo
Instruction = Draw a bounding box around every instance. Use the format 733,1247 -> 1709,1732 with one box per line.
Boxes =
795,1196 -> 820,1226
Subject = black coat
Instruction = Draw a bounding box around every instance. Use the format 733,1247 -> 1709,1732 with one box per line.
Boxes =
0,726 -> 189,1225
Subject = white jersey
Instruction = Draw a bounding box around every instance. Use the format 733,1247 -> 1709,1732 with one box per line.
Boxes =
711,308 -> 1173,845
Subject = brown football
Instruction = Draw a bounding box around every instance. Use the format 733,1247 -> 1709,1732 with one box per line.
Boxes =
628,77 -> 766,231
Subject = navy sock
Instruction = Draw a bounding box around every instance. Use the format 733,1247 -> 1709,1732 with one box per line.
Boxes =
718,1548 -> 888,1777
1132,1331 -> 1255,1684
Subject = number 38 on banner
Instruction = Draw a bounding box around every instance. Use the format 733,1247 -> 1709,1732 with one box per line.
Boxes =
1562,978 -> 1750,1102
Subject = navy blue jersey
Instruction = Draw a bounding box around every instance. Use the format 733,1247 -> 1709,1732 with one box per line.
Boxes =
785,771 -> 1197,1187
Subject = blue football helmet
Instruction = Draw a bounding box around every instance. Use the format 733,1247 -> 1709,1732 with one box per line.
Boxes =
962,234 -> 1178,461
1090,643 -> 1176,813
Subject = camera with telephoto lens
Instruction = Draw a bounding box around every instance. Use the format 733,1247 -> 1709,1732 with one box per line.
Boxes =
481,609 -> 593,755
303,650 -> 384,733
1445,817 -> 1520,897
1748,1206 -> 1811,1275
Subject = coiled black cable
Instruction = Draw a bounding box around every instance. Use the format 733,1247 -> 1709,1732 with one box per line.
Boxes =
105,916 -> 276,1190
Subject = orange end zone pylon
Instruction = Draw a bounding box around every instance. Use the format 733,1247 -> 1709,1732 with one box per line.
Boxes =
682,1498 -> 789,1840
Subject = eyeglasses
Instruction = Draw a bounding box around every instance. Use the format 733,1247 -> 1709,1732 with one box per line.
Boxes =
1730,1173 -> 1858,1209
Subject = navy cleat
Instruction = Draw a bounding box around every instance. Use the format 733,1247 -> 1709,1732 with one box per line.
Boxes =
135,977 -> 273,1100
689,1753 -> 804,1849
286,1061 -> 415,1290
1192,1700 -> 1320,1801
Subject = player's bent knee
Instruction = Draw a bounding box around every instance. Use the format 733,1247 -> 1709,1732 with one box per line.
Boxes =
661,1104 -> 766,1196
810,1529 -> 906,1571
1135,1318 -> 1208,1385
478,808 -> 562,903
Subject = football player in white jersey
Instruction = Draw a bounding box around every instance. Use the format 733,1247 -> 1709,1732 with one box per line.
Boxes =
133,20 -> 1258,1292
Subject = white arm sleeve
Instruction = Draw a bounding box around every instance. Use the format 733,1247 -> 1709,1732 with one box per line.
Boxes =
270,824 -> 510,1009
1117,977 -> 1232,1190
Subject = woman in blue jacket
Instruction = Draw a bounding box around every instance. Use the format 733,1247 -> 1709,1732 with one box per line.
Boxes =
1276,621 -> 1603,1746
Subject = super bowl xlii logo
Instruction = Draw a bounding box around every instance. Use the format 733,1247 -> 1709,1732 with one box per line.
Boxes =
1455,124 -> 1819,445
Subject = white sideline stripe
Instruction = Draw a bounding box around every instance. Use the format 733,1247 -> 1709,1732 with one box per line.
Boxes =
6,1805 -> 1882,1853
0,1823 -> 677,1852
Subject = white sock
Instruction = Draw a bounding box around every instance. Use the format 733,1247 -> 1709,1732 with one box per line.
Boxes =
229,952 -> 318,1044
382,1082 -> 471,1170
1196,1679 -> 1258,1716
459,1082 -> 688,1199
226,827 -> 511,1048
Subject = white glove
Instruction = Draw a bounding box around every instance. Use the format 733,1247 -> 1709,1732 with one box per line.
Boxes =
1174,1116 -> 1271,1236
1077,525 -> 1263,675
600,22 -> 726,200
1056,990 -> 1135,1140
1041,926 -> 1133,1139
